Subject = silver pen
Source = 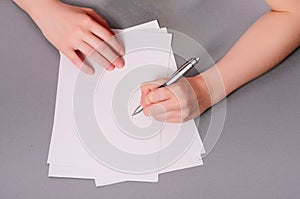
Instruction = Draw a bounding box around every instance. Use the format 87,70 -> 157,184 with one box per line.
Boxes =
131,57 -> 200,116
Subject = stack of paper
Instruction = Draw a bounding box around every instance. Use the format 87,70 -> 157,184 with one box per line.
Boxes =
48,20 -> 205,187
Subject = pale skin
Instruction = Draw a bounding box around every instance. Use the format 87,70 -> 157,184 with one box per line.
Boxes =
140,0 -> 300,122
14,0 -> 300,123
13,0 -> 125,74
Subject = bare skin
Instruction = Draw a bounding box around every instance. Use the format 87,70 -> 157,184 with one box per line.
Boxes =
13,0 -> 125,74
140,0 -> 300,123
13,0 -> 300,123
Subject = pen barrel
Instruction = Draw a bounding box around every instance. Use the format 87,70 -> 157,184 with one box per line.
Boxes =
164,58 -> 198,86
132,57 -> 199,116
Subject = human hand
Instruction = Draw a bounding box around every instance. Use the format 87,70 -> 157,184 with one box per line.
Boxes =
139,75 -> 211,123
29,0 -> 124,74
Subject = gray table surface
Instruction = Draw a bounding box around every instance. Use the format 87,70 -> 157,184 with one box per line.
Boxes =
1,0 -> 299,198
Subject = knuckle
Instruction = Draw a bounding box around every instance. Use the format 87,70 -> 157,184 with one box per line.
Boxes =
73,26 -> 84,37
147,93 -> 154,103
85,8 -> 93,12
140,85 -> 150,95
156,91 -> 164,101
82,15 -> 93,27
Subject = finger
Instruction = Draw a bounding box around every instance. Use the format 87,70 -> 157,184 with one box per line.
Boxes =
84,33 -> 124,68
140,79 -> 169,108
65,50 -> 94,75
84,8 -> 110,29
151,111 -> 179,122
140,78 -> 168,96
143,100 -> 175,116
144,87 -> 173,106
158,112 -> 184,123
77,41 -> 115,71
153,111 -> 184,123
90,21 -> 125,56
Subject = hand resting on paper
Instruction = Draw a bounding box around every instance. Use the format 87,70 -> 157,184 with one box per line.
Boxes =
13,0 -> 125,74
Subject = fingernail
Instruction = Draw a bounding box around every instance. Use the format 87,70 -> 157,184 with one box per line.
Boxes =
116,59 -> 124,69
106,64 -> 115,71
83,67 -> 94,75
87,70 -> 94,75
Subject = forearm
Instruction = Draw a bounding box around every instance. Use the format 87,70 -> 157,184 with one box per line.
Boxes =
201,9 -> 300,105
13,0 -> 59,16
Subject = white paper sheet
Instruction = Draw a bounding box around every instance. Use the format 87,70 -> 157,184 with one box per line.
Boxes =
48,20 -> 205,187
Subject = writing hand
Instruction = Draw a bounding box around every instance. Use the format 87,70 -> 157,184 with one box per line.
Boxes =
139,75 -> 211,123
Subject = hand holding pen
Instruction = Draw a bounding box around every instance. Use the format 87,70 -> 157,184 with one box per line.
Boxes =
132,57 -> 200,116
133,57 -> 212,123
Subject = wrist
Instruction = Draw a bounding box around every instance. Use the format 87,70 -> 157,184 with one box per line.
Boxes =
13,0 -> 61,18
200,66 -> 227,106
189,75 -> 212,114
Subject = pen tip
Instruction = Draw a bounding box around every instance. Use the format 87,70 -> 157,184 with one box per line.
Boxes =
195,57 -> 200,62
